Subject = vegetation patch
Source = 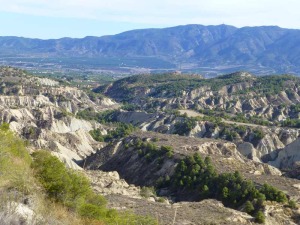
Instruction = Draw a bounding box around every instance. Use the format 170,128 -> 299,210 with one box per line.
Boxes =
31,150 -> 157,224
158,153 -> 291,223
0,123 -> 156,225
77,108 -> 118,124
90,123 -> 136,142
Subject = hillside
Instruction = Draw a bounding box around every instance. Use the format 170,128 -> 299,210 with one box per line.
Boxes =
93,72 -> 300,175
2,67 -> 300,224
101,72 -> 300,121
1,24 -> 300,74
0,66 -> 119,168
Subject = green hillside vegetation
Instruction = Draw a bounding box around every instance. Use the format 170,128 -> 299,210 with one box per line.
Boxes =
0,123 -> 33,194
101,73 -> 299,101
32,151 -> 156,225
76,108 -> 137,142
281,118 -> 300,128
164,153 -> 289,223
125,139 -> 291,223
76,108 -> 118,124
124,138 -> 293,223
0,123 -> 156,225
90,123 -> 136,142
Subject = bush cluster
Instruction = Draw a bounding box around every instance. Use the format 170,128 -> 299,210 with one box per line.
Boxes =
132,139 -> 173,161
161,153 -> 289,223
90,123 -> 136,142
174,117 -> 197,135
281,118 -> 300,128
76,108 -> 118,124
31,150 -> 157,224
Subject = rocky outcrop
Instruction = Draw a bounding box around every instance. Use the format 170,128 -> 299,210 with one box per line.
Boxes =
237,142 -> 261,162
113,110 -> 300,166
269,138 -> 300,172
0,69 -> 119,167
85,170 -> 141,197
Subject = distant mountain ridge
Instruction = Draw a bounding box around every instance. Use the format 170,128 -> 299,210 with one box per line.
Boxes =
1,24 -> 300,74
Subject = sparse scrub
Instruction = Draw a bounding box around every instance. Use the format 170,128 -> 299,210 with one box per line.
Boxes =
0,123 -> 33,193
140,186 -> 156,198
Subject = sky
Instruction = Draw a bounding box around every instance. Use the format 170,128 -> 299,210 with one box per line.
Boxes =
0,0 -> 299,39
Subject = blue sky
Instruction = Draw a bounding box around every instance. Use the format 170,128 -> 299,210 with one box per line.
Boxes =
0,0 -> 299,39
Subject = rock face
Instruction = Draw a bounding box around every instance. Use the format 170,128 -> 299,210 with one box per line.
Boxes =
263,201 -> 299,225
237,142 -> 259,160
0,202 -> 36,225
85,170 -> 141,197
103,73 -> 300,121
269,138 -> 300,176
0,102 -> 104,168
0,67 -> 119,167
112,110 -> 299,167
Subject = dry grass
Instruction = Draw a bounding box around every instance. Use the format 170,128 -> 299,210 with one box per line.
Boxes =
0,127 -> 101,225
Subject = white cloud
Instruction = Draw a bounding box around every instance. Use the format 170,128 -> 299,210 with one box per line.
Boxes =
0,0 -> 299,28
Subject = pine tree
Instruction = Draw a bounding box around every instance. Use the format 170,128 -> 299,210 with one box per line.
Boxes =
245,201 -> 254,214
255,211 -> 265,224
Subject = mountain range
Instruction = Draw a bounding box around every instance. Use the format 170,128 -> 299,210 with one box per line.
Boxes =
1,24 -> 300,75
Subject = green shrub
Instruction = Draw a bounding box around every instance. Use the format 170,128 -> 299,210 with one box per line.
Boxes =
89,129 -> 105,142
255,211 -> 265,224
253,129 -> 265,140
288,200 -> 297,209
133,140 -> 174,162
76,108 -> 118,124
78,203 -> 107,220
245,201 -> 255,214
140,186 -> 156,198
174,117 -> 197,135
31,151 -> 94,209
31,151 -> 73,202
31,150 -> 157,224
90,123 -> 136,143
166,153 -> 288,217
85,192 -> 107,207
259,184 -> 288,203
0,122 -> 10,131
